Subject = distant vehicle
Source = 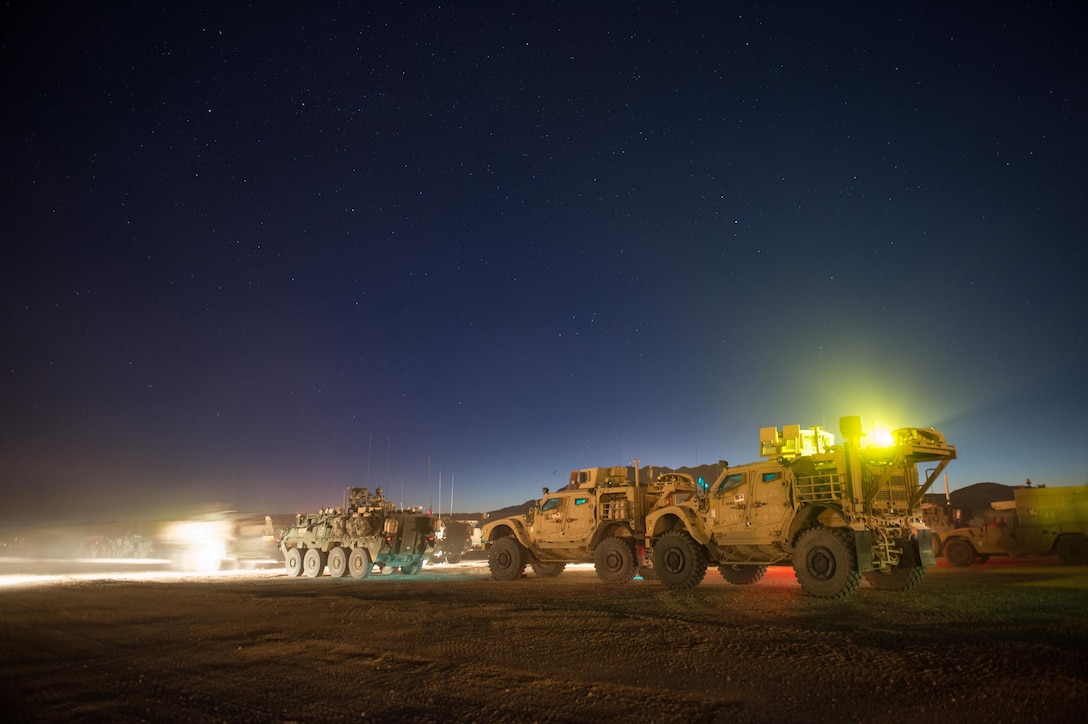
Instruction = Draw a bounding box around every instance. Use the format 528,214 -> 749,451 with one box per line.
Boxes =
157,512 -> 278,572
920,501 -> 959,556
432,519 -> 475,564
921,482 -> 1016,555
942,484 -> 1088,567
279,487 -> 436,578
157,513 -> 237,573
225,514 -> 280,567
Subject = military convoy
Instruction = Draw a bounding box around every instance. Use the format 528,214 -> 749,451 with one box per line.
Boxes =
483,415 -> 957,599
267,419 -> 1088,593
272,415 -> 1087,600
941,484 -> 1088,567
482,465 -> 697,583
279,487 -> 436,578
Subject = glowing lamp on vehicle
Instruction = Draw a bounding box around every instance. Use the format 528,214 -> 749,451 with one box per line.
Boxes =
867,423 -> 894,448
158,519 -> 230,573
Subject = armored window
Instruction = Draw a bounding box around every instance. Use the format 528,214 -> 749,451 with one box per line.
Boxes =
762,472 -> 781,483
717,473 -> 745,493
574,497 -> 588,505
540,498 -> 561,513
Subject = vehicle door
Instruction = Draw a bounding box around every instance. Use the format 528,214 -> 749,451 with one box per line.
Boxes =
746,467 -> 792,537
532,494 -> 567,543
710,471 -> 750,534
561,493 -> 596,543
988,511 -> 1021,554
533,491 -> 595,545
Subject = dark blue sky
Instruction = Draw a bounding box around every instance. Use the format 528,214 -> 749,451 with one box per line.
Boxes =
3,2 -> 1086,524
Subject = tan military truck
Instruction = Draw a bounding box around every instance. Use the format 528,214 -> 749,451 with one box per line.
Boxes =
942,484 -> 1088,567
921,482 -> 1016,555
483,465 -> 696,583
645,416 -> 957,599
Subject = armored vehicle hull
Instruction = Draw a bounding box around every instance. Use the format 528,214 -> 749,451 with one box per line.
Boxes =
279,487 -> 436,578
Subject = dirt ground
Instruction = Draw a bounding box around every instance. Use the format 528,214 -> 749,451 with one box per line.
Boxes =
1,556 -> 1086,723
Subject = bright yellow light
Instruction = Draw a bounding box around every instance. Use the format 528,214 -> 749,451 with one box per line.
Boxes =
868,422 -> 895,447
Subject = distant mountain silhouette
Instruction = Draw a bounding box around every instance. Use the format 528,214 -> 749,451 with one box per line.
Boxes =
923,481 -> 1016,524
949,482 -> 1016,519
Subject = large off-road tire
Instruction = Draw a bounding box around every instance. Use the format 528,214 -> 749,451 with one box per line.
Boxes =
348,548 -> 372,578
327,547 -> 349,578
400,560 -> 423,575
303,547 -> 326,578
530,560 -> 567,577
793,527 -> 862,599
284,548 -> 303,577
943,537 -> 976,568
1056,534 -> 1088,565
864,542 -> 926,591
719,564 -> 767,585
488,536 -> 527,581
652,530 -> 708,590
595,536 -> 638,584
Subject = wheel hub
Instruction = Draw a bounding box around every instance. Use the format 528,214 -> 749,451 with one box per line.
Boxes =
663,548 -> 685,574
808,547 -> 836,580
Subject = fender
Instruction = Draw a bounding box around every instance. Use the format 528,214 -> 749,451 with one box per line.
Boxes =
481,518 -> 534,549
787,503 -> 848,543
589,522 -> 635,549
645,505 -> 710,545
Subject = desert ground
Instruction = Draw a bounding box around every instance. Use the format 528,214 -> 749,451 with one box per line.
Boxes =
1,555 -> 1086,723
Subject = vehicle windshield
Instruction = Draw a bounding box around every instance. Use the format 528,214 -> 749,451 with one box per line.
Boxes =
716,473 -> 744,494
540,498 -> 561,513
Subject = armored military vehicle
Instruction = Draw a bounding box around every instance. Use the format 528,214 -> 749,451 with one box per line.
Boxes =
942,483 -> 1088,567
279,487 -> 436,578
483,465 -> 696,583
646,416 -> 957,599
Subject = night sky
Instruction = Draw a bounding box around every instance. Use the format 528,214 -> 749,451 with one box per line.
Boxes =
3,3 -> 1086,525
